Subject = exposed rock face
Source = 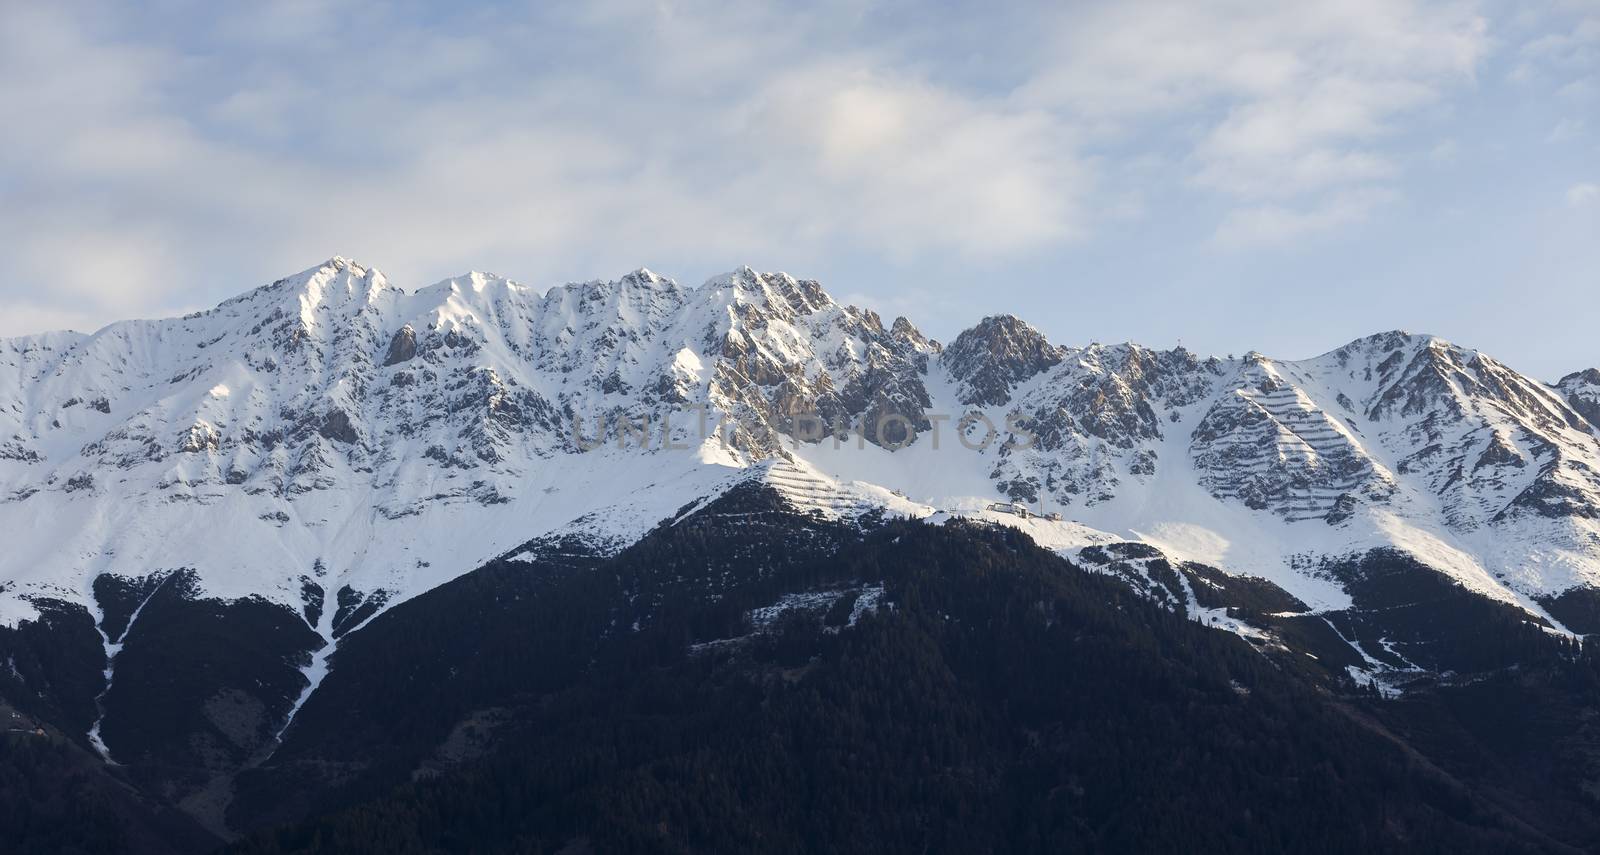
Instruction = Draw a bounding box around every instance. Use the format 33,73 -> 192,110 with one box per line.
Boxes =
383,325 -> 417,366
941,314 -> 1062,406
0,437 -> 41,462
318,410 -> 359,445
1190,352 -> 1390,519
890,316 -> 937,353
988,343 -> 1218,504
1558,368 -> 1600,430
699,268 -> 937,451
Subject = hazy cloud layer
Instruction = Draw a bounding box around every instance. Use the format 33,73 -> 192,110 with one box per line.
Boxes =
0,0 -> 1595,378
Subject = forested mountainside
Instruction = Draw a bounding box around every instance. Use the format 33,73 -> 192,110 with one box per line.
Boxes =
1,485 -> 1594,853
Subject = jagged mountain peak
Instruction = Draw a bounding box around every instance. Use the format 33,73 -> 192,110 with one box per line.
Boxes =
702,266 -> 794,293
1557,368 -> 1600,430
617,267 -> 679,290
418,270 -> 524,294
1560,367 -> 1600,387
942,314 -> 1063,406
1332,331 -> 1586,433
214,256 -> 394,314
1330,328 -> 1432,353
701,266 -> 836,320
889,316 -> 939,352
553,267 -> 683,296
280,255 -> 390,298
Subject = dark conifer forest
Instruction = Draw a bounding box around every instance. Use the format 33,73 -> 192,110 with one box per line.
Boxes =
5,488 -> 1600,853
213,496 -> 1600,854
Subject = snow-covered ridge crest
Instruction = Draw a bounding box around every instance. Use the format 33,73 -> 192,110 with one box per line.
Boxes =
0,257 -> 938,625
2,257 -> 1599,635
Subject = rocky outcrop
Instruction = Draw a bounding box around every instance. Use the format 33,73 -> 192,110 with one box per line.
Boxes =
942,315 -> 1062,406
1558,368 -> 1600,430
383,325 -> 417,366
699,269 -> 938,451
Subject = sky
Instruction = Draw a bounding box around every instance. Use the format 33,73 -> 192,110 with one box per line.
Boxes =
0,0 -> 1596,381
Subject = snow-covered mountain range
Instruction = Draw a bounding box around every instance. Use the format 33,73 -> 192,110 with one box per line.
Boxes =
4,256 -> 1600,639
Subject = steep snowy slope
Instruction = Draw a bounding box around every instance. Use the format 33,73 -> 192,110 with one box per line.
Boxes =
2,258 -> 1599,640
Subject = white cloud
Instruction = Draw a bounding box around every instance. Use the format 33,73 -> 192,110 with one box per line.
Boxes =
1516,6 -> 1600,95
741,66 -> 1088,256
0,0 -> 1575,336
1548,117 -> 1588,141
1569,182 -> 1600,207
1521,12 -> 1600,64
1014,0 -> 1487,240
0,0 -> 1107,339
1213,189 -> 1396,247
1557,75 -> 1598,98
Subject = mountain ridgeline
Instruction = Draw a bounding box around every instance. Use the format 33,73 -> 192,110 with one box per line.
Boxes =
3,259 -> 1600,852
